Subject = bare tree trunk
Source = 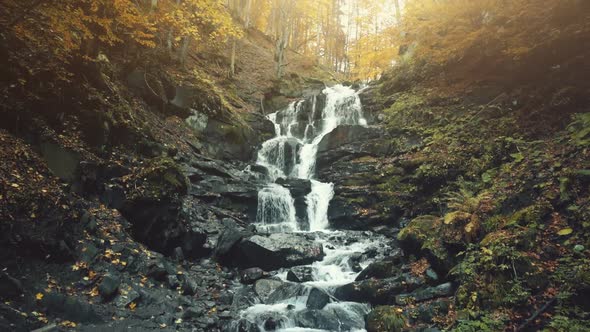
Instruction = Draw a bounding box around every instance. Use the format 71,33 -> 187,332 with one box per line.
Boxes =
179,36 -> 191,67
230,38 -> 237,77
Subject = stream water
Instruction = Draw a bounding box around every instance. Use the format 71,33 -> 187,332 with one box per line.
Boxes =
234,85 -> 389,332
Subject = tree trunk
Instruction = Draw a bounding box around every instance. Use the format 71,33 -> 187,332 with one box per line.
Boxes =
179,36 -> 191,67
230,38 -> 237,77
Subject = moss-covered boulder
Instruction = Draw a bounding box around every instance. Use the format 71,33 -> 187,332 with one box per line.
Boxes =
120,158 -> 206,257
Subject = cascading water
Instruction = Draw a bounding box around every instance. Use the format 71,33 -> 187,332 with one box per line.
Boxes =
235,85 -> 389,332
255,85 -> 367,232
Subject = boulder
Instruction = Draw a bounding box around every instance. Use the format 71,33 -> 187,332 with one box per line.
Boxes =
234,233 -> 324,271
293,309 -> 340,331
254,279 -> 284,303
98,274 -> 120,300
334,273 -> 426,305
324,302 -> 369,331
306,288 -> 332,310
266,283 -> 307,304
356,255 -> 403,281
286,266 -> 314,283
232,286 -> 261,312
119,158 -> 209,258
240,268 -> 268,285
214,220 -> 253,258
395,283 -> 454,305
235,319 -> 261,332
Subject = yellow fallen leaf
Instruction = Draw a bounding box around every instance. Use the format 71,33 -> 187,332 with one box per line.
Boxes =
11,183 -> 19,188
129,302 -> 137,310
35,293 -> 44,300
557,228 -> 573,236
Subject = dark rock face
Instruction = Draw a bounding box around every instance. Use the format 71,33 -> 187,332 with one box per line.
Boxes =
316,125 -> 388,170
201,112 -> 275,162
119,158 -> 209,258
233,233 -> 324,271
276,178 -> 312,230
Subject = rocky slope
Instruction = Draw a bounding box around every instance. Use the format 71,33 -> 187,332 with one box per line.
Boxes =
0,26 -> 339,331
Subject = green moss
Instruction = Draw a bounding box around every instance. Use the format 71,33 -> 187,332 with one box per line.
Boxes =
366,306 -> 408,332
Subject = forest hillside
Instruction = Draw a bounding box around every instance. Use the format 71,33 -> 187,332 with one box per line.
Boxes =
1,1 -> 590,332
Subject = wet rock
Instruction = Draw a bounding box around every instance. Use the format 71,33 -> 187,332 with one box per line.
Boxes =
234,233 -> 324,271
235,319 -> 261,332
306,287 -> 332,310
0,272 -> 23,299
275,178 -> 312,197
334,273 -> 426,305
240,268 -> 268,284
324,302 -> 368,330
232,286 -> 261,312
254,279 -> 284,303
348,252 -> 364,272
266,283 -> 307,304
98,274 -> 120,300
294,309 -> 340,331
395,282 -> 454,305
356,255 -> 403,281
275,178 -> 312,229
286,266 -> 313,283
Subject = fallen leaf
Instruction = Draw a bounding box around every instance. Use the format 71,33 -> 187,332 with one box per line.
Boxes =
129,302 -> 137,310
35,293 -> 44,300
557,228 -> 573,236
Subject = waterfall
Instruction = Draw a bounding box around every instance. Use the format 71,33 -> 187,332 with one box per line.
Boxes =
254,85 -> 367,232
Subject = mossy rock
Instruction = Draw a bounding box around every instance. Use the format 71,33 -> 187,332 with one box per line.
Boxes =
125,157 -> 189,202
398,216 -> 448,265
366,306 -> 407,332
